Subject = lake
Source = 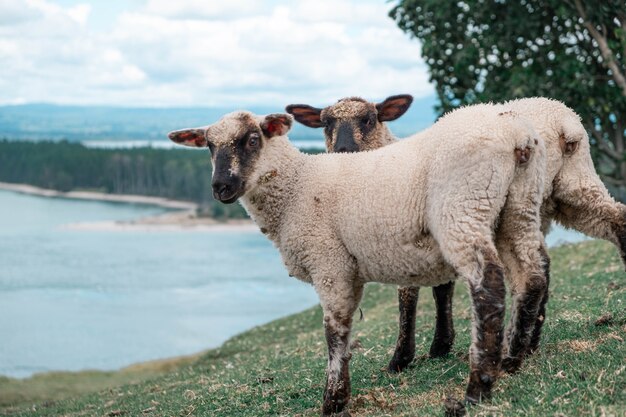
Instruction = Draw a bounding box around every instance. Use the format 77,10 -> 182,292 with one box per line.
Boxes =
0,190 -> 318,378
0,189 -> 588,378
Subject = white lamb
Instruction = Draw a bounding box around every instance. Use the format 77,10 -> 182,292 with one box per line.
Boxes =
287,95 -> 626,377
167,104 -> 547,415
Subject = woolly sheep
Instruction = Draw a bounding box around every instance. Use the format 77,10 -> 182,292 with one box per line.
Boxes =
287,95 -> 626,376
287,95 -> 456,374
167,105 -> 547,415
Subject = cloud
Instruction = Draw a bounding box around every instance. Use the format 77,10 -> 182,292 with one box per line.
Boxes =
0,0 -> 43,25
143,0 -> 263,19
0,0 -> 433,107
66,4 -> 91,25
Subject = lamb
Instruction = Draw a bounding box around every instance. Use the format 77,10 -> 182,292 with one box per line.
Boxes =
287,95 -> 626,375
167,105 -> 547,415
288,95 -> 457,373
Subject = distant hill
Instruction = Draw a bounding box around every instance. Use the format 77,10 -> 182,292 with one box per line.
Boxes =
0,96 -> 438,144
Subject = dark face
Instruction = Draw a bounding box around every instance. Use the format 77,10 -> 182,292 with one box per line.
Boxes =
208,132 -> 261,203
286,94 -> 413,154
167,111 -> 292,204
321,100 -> 379,153
207,115 -> 263,204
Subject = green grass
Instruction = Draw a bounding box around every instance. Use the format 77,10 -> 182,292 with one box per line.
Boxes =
1,240 -> 625,416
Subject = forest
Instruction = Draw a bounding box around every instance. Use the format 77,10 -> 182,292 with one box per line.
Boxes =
0,140 -> 281,219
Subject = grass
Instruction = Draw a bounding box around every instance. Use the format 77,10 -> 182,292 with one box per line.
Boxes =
1,240 -> 625,416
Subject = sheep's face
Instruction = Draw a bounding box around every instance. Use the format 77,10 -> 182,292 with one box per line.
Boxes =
286,95 -> 413,153
167,111 -> 292,204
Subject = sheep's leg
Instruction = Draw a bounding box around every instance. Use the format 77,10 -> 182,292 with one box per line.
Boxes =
388,280 -> 456,373
387,286 -> 419,372
315,275 -> 362,416
528,246 -> 551,354
463,249 -> 507,404
429,280 -> 455,357
435,238 -> 506,403
431,141 -> 544,405
499,244 -> 548,373
496,165 -> 548,371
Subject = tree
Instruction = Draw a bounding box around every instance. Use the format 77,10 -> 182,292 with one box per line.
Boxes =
390,0 -> 626,200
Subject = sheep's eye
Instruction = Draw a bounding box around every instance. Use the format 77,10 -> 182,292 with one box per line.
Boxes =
207,142 -> 215,154
361,117 -> 371,127
324,118 -> 335,129
248,133 -> 260,147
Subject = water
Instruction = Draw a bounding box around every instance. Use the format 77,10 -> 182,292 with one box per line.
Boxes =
0,190 -> 318,378
81,139 -> 325,151
0,190 -> 589,379
545,224 -> 589,247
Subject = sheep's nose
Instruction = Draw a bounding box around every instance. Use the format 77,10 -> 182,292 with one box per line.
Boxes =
212,181 -> 232,200
335,145 -> 356,153
215,183 -> 229,195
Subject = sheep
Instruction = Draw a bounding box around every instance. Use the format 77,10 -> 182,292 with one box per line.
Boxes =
287,95 -> 626,376
167,105 -> 547,415
287,95 -> 457,374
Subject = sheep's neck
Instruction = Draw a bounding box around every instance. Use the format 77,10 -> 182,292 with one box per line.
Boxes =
240,138 -> 304,240
379,124 -> 397,145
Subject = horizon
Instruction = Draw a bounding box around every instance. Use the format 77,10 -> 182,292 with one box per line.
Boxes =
0,95 -> 440,142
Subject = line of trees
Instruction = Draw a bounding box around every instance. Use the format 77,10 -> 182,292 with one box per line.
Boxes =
0,140 -> 250,219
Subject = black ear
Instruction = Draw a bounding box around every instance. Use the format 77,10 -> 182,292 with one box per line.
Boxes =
376,94 -> 413,122
167,128 -> 207,147
285,104 -> 324,128
261,113 -> 293,138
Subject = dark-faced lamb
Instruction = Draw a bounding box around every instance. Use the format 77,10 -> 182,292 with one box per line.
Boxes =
167,105 -> 547,415
288,95 -> 456,373
287,95 -> 626,376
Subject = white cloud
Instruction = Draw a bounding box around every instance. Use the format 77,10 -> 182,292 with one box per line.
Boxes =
143,0 -> 263,19
0,0 -> 433,107
0,0 -> 42,25
67,4 -> 91,25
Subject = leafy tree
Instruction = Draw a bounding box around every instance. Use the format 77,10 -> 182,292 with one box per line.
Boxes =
390,0 -> 626,200
0,140 -> 248,219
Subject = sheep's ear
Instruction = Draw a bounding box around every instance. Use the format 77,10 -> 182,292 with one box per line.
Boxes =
376,94 -> 413,122
285,104 -> 324,128
261,113 -> 293,138
168,128 -> 208,147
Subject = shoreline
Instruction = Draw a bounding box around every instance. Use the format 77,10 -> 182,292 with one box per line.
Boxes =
0,348 -> 209,382
0,181 -> 197,210
0,181 -> 257,231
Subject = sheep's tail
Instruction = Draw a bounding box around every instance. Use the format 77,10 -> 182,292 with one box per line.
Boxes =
557,112 -> 586,156
496,110 -> 541,166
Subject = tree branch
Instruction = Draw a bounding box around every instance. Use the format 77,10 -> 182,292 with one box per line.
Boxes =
600,174 -> 625,187
619,12 -> 626,61
590,128 -> 623,161
573,0 -> 626,97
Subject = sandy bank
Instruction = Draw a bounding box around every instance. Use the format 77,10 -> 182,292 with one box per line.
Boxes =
0,181 -> 257,232
65,211 -> 258,232
0,181 -> 197,210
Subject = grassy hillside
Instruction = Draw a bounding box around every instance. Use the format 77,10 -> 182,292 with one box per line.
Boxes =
1,240 -> 625,416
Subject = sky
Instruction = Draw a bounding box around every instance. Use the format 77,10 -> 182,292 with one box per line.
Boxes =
0,0 -> 434,108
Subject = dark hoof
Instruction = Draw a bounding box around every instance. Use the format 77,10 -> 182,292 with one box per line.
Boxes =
501,356 -> 523,374
527,341 -> 540,355
444,397 -> 466,417
429,340 -> 453,358
387,353 -> 414,373
466,373 -> 493,404
322,394 -> 349,416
